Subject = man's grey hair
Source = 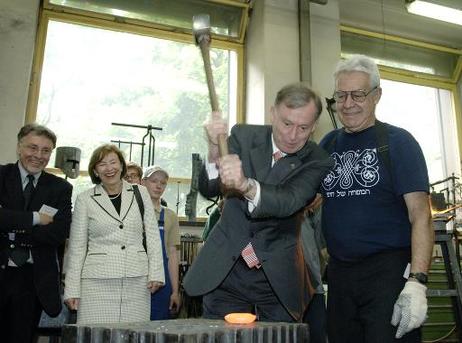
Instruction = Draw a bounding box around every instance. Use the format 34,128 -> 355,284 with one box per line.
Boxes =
334,54 -> 381,89
17,123 -> 57,148
274,83 -> 323,119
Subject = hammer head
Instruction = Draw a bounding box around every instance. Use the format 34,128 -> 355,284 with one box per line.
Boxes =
192,14 -> 211,46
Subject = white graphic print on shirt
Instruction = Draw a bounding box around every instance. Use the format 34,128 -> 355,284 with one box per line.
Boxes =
322,148 -> 380,198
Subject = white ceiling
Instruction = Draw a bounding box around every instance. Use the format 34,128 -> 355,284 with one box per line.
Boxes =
338,0 -> 462,49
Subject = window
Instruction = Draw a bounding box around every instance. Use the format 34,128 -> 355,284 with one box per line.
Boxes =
341,27 -> 460,80
376,79 -> 459,184
29,10 -> 244,218
340,27 -> 461,194
341,31 -> 459,78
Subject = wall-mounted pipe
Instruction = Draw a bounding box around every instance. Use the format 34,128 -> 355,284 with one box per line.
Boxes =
299,0 -> 328,84
299,0 -> 312,84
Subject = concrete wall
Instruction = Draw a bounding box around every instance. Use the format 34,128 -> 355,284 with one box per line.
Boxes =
245,0 -> 341,142
0,0 -> 40,163
309,0 -> 341,142
246,0 -> 301,125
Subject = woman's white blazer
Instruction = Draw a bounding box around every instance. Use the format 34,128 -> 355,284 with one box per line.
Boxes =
64,181 -> 164,299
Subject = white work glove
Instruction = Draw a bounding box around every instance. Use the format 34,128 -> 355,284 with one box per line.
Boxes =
391,280 -> 427,339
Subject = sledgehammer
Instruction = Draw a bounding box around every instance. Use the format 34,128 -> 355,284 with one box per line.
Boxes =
192,14 -> 229,156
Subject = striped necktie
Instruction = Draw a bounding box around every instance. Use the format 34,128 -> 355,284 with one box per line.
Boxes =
273,150 -> 283,162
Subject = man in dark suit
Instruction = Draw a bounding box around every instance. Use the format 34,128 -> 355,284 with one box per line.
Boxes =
184,83 -> 333,322
0,123 -> 72,343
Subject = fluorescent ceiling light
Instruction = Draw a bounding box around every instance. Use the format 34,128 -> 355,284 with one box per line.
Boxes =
406,0 -> 462,26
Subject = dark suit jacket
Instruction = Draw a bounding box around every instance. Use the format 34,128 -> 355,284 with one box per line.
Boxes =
184,124 -> 333,320
0,162 -> 72,316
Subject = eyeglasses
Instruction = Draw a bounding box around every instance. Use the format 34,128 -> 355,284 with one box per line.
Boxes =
333,86 -> 378,103
22,144 -> 53,156
124,173 -> 140,181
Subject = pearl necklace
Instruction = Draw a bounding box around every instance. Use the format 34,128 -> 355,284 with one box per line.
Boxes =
108,191 -> 121,200
103,181 -> 123,200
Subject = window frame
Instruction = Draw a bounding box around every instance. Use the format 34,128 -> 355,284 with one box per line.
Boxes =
27,9 -> 245,125
377,66 -> 462,173
26,6 -> 246,221
43,0 -> 251,44
340,25 -> 462,172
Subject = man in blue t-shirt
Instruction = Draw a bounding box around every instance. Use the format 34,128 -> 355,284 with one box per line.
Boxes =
320,54 -> 434,343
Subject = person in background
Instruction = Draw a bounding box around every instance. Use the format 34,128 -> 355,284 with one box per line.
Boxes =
126,161 -> 168,207
142,165 -> 181,319
125,161 -> 143,185
184,83 -> 333,322
301,194 -> 328,343
64,144 -> 164,324
320,54 -> 434,342
201,199 -> 224,241
0,123 -> 72,343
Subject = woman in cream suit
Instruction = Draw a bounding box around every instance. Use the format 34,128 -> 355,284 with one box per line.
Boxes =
64,144 -> 164,324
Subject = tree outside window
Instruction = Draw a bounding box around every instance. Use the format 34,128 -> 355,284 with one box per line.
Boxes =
35,20 -> 238,217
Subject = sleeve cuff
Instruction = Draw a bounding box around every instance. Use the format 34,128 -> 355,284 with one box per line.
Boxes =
246,179 -> 261,212
32,212 -> 40,226
205,162 -> 219,179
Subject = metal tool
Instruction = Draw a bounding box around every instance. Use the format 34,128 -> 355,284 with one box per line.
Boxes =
192,14 -> 228,156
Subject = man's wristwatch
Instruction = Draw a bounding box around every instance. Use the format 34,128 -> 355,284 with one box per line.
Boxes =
409,272 -> 428,285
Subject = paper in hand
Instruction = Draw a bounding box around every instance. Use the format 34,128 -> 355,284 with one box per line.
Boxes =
39,204 -> 58,217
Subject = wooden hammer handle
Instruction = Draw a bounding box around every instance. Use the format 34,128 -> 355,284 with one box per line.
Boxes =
199,43 -> 219,112
218,134 -> 228,157
198,39 -> 229,156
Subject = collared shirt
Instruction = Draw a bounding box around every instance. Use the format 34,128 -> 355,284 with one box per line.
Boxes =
271,136 -> 286,167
